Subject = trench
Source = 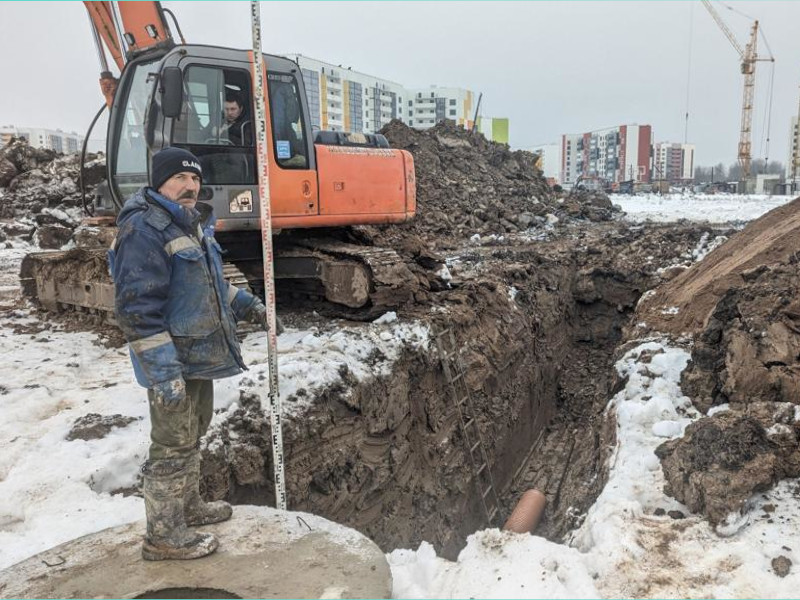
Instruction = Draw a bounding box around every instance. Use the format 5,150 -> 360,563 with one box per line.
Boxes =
199,248 -> 648,559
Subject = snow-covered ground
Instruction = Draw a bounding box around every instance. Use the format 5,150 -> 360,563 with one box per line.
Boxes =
0,297 -> 428,571
2,192 -> 800,596
615,192 -> 795,224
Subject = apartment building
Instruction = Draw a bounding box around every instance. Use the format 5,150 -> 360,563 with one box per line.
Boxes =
0,125 -> 83,153
285,54 -> 406,134
653,142 -> 695,184
561,124 -> 652,185
406,86 -> 478,130
285,54 -> 509,142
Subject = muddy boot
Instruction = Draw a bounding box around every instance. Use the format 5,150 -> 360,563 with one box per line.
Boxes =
184,451 -> 232,526
142,458 -> 219,561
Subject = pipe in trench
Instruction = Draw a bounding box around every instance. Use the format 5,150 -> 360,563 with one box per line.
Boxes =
503,489 -> 546,534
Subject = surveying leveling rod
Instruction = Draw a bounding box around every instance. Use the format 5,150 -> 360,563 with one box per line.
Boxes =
249,0 -> 286,511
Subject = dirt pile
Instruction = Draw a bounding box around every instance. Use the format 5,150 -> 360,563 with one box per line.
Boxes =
656,407 -> 800,528
0,138 -> 104,248
372,120 -> 621,249
629,196 -> 800,526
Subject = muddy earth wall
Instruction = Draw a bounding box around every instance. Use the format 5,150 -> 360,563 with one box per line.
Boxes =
200,245 -> 649,558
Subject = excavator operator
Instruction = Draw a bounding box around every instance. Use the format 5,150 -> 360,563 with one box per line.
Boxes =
222,90 -> 253,147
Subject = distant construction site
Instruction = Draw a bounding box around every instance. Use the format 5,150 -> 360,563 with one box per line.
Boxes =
1,1 -> 800,599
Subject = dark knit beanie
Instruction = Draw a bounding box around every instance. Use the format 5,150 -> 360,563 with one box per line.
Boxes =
150,147 -> 203,191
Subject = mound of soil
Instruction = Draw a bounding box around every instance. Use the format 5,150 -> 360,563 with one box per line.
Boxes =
630,195 -> 800,526
366,120 -> 620,249
656,406 -> 800,527
0,138 -> 104,244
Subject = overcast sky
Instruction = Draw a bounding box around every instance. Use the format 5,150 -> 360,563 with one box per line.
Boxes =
2,1 -> 800,167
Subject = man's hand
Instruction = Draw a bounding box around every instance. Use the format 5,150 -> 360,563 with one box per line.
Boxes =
151,378 -> 187,411
249,302 -> 284,334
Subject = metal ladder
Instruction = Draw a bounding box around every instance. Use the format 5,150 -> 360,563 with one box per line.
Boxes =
435,326 -> 501,526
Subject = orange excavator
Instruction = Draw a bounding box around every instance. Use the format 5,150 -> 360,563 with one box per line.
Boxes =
21,1 -> 417,316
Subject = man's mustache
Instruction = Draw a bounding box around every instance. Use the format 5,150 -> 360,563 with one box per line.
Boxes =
179,190 -> 198,200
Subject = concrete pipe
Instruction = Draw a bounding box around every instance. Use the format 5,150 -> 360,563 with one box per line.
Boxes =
503,489 -> 546,534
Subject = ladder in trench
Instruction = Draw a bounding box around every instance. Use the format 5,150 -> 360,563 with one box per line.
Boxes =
435,326 -> 501,526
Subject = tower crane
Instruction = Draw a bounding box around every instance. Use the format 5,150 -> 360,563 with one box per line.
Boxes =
701,0 -> 774,187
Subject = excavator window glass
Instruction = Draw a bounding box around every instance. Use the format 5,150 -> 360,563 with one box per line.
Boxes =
267,74 -> 309,170
113,58 -> 158,199
171,65 -> 256,185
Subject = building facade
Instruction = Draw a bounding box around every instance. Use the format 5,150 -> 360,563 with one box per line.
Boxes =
285,54 -> 509,142
652,142 -> 695,184
561,124 -> 652,185
286,54 -> 406,134
0,125 -> 83,153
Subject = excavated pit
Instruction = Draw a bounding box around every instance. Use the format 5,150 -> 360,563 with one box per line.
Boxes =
198,222 -> 718,559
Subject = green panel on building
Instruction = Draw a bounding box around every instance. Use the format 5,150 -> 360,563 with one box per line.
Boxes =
492,118 -> 509,144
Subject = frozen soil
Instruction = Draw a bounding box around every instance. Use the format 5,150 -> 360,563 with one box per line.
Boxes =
192,219 -> 729,558
631,196 -> 800,529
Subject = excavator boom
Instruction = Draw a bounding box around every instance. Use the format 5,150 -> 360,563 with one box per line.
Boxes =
84,1 -> 174,71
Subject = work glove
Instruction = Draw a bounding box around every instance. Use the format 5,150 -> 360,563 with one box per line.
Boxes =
249,302 -> 285,335
151,378 -> 187,411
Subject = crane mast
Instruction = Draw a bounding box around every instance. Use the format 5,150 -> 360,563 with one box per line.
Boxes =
701,0 -> 773,189
738,21 -> 757,182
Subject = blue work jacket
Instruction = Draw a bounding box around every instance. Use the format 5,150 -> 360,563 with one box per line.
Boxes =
110,187 -> 258,387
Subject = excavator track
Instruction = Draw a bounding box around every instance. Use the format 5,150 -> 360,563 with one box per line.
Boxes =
272,239 -> 419,310
19,239 -> 420,321
20,248 -> 115,318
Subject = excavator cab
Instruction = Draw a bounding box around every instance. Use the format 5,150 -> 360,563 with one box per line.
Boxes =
102,48 -> 319,234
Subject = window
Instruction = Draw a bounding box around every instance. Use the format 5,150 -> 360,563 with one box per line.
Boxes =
449,99 -> 456,106
268,73 -> 309,170
172,65 -> 257,184
409,119 -> 414,126
111,57 -> 159,197
408,100 -> 412,107
430,92 -> 434,98
448,109 -> 456,116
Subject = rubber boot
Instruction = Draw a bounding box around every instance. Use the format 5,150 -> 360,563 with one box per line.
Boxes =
184,451 -> 232,527
142,458 -> 219,561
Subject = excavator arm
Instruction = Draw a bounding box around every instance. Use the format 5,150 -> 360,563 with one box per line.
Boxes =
83,1 -> 176,106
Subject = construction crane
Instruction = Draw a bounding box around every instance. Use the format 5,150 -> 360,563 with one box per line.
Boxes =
701,0 -> 774,188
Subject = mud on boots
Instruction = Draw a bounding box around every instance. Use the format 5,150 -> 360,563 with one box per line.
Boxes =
142,458 -> 218,561
110,148 -> 276,559
184,450 -> 232,526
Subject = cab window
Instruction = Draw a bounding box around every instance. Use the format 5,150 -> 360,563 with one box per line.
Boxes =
268,74 -> 308,169
172,65 -> 255,185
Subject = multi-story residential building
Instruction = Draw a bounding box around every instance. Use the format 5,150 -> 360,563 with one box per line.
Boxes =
406,86 -> 478,131
284,54 -> 509,142
652,142 -> 695,184
0,125 -> 83,153
561,124 -> 652,185
286,54 -> 406,134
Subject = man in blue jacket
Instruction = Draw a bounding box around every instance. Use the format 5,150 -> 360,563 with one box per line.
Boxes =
111,147 -> 270,561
